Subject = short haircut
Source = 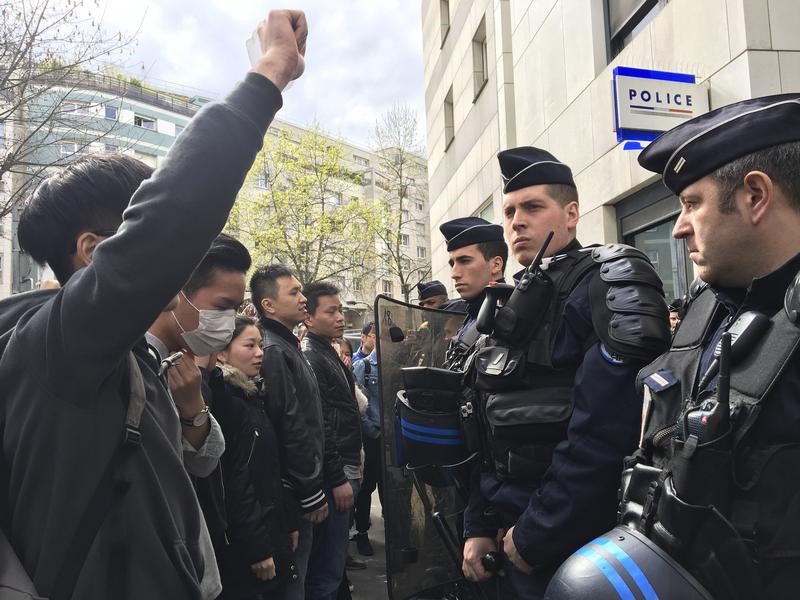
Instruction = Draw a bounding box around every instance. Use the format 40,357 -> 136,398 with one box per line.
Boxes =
545,183 -> 579,207
361,321 -> 375,335
710,140 -> 800,213
17,153 -> 153,283
249,263 -> 298,318
476,240 -> 508,274
303,281 -> 340,316
183,233 -> 251,297
230,315 -> 260,345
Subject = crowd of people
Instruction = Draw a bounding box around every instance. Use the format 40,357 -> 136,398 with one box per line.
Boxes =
1,7 -> 800,600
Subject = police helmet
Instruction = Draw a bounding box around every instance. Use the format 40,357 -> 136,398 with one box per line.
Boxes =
544,526 -> 713,600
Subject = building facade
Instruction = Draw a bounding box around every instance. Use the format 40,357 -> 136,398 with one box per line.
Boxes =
422,0 -> 800,301
0,71 -> 203,297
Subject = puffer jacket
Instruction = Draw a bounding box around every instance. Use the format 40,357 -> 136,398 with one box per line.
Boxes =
302,333 -> 362,487
209,364 -> 296,596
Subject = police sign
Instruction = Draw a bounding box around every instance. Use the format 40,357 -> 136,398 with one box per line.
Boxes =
613,66 -> 709,142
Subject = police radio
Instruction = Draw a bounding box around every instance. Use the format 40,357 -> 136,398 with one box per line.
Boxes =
491,231 -> 554,345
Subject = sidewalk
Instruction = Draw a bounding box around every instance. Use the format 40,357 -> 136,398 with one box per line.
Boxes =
349,492 -> 389,599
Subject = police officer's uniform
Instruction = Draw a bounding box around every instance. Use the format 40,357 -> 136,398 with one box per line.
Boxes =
462,147 -> 670,598
547,95 -> 800,600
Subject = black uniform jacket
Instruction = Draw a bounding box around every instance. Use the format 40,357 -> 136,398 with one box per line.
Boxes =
0,73 -> 282,598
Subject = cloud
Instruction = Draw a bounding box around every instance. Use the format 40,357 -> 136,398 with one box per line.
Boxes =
97,0 -> 425,148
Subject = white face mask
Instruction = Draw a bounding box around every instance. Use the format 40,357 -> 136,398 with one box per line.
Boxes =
172,292 -> 236,355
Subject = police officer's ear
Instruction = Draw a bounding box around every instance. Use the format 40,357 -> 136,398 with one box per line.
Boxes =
73,231 -> 107,269
564,200 -> 580,230
741,171 -> 775,225
489,255 -> 504,279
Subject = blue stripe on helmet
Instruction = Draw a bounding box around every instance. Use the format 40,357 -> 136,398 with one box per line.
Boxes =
594,537 -> 660,600
399,418 -> 461,437
400,428 -> 463,446
575,547 -> 636,600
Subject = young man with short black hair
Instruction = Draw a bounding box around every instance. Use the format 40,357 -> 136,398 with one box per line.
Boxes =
250,263 -> 328,600
301,281 -> 363,600
351,321 -> 375,363
0,10 -> 307,598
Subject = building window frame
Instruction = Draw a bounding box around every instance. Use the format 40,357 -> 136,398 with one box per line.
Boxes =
472,16 -> 489,101
104,105 -> 118,120
605,0 -> 668,59
133,114 -> 156,130
417,246 -> 427,259
444,86 -> 455,151
440,0 -> 451,47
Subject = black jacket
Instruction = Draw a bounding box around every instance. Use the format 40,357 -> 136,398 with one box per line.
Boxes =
209,364 -> 295,595
0,72 -> 282,599
259,318 -> 327,513
302,333 -> 362,487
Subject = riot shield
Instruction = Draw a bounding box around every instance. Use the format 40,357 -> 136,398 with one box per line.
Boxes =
375,295 -> 485,600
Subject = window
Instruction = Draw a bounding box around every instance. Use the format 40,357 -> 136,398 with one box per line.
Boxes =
62,102 -> 92,116
400,234 -> 410,246
474,197 -> 494,222
606,0 -> 668,58
104,105 -> 118,120
326,191 -> 343,206
472,16 -> 489,100
440,0 -> 451,46
414,201 -> 424,211
175,124 -> 184,136
444,86 -> 455,150
0,121 -> 6,146
353,155 -> 370,167
134,114 -> 156,130
402,210 -> 410,222
353,278 -> 363,292
104,144 -> 119,153
60,141 -> 87,158
416,222 -> 426,234
417,246 -> 427,259
382,280 -> 394,295
254,171 -> 268,189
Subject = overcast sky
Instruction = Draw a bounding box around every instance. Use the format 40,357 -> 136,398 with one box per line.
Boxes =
98,0 -> 427,148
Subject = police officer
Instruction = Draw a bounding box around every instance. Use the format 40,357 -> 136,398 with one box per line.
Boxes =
547,94 -> 800,600
439,217 -> 507,368
416,279 -> 466,312
461,147 -> 670,598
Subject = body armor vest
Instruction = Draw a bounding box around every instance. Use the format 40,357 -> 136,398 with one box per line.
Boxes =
621,275 -> 800,599
468,248 -> 600,482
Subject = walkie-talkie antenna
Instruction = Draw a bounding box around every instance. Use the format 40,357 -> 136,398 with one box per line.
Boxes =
526,231 -> 554,274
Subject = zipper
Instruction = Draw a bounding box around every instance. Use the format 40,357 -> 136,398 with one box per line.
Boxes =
246,429 -> 259,465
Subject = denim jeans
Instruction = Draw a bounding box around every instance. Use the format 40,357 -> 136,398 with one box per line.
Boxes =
305,478 -> 362,600
272,518 -> 313,600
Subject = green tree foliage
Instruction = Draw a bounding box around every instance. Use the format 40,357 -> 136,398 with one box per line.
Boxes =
228,127 -> 382,287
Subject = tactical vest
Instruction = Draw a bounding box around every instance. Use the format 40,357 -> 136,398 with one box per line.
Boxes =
466,247 -> 601,482
621,274 -> 800,599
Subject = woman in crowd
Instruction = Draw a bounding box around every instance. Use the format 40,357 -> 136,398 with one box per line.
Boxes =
212,316 -> 297,599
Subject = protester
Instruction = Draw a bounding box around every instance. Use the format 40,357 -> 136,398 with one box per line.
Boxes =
0,10 -> 306,598
302,281 -> 363,600
351,322 -> 375,363
212,316 -> 297,598
250,264 -> 328,600
352,346 -> 382,557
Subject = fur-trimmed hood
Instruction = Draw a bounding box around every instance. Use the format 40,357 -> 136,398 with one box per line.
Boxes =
220,363 -> 259,396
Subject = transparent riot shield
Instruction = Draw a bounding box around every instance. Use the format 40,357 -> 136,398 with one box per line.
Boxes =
375,295 -> 488,600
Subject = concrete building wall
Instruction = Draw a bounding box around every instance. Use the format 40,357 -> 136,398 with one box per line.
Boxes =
423,0 -> 800,291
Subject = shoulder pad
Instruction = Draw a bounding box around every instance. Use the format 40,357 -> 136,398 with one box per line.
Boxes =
784,270 -> 800,324
591,243 -> 649,264
589,256 -> 671,362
